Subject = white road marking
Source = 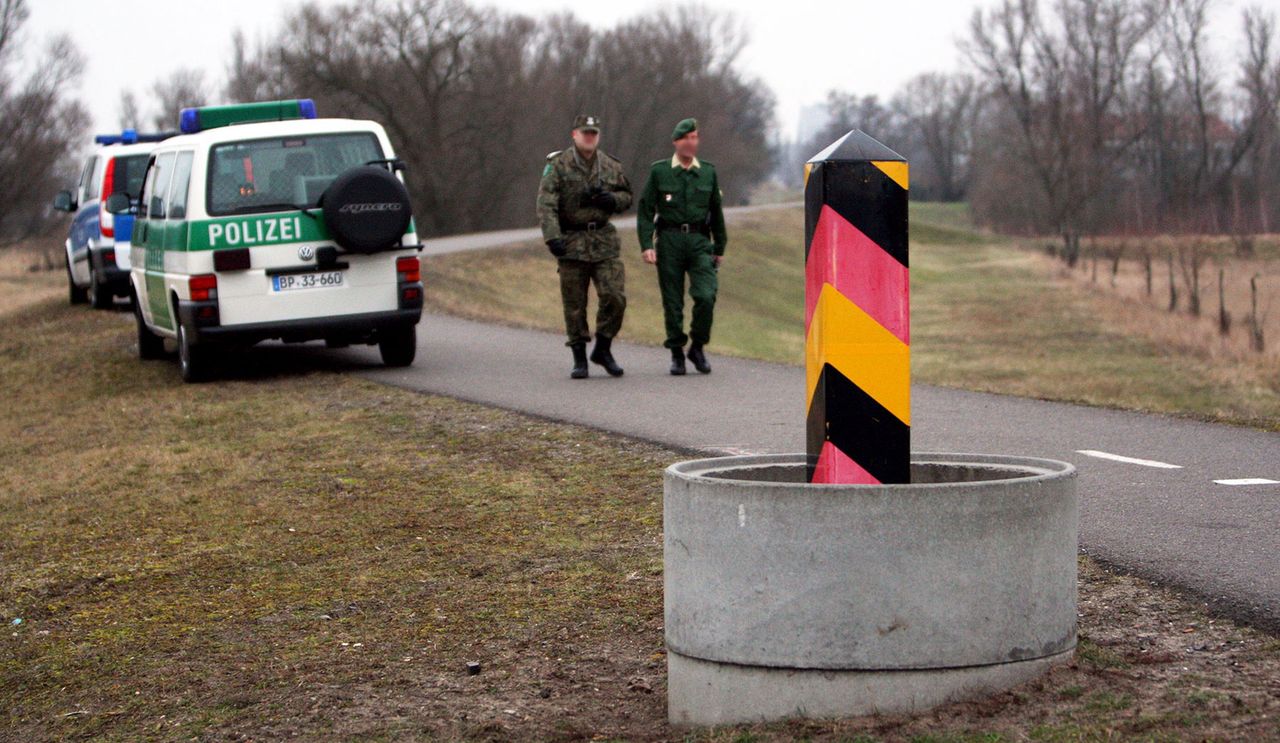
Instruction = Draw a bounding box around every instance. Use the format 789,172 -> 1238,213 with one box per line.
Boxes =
1214,478 -> 1280,486
1076,450 -> 1183,469
738,504 -> 746,528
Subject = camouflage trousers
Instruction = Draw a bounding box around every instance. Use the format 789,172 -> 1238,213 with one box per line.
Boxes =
558,257 -> 626,347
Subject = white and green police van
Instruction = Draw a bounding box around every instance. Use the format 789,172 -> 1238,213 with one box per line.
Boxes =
107,99 -> 424,382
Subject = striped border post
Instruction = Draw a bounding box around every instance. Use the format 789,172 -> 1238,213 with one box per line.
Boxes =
804,130 -> 909,484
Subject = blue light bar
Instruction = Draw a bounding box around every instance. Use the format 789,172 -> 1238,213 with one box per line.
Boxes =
180,108 -> 200,135
94,129 -> 176,146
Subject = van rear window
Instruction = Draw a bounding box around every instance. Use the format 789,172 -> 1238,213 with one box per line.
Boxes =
206,132 -> 384,216
112,155 -> 151,199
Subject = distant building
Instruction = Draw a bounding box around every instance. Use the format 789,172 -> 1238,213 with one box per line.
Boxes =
796,103 -> 831,149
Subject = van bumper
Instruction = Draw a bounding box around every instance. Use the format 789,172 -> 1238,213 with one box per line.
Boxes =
180,304 -> 422,345
90,247 -> 131,297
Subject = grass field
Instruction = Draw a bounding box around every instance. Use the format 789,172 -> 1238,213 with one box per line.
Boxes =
1,257 -> 1279,740
425,204 -> 1280,429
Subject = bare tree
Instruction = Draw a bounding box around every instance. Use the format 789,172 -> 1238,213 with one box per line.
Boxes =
150,68 -> 209,131
891,73 -> 981,201
117,90 -> 141,130
966,0 -> 1155,257
1231,7 -> 1280,235
1161,0 -> 1218,224
233,0 -> 775,236
0,0 -> 89,244
224,29 -> 289,103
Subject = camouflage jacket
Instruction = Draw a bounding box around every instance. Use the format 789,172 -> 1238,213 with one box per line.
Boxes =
536,147 -> 633,262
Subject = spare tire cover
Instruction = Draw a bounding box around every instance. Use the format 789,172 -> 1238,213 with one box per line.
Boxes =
321,166 -> 413,253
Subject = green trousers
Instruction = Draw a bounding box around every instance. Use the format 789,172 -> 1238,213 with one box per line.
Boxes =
558,257 -> 626,347
655,231 -> 718,349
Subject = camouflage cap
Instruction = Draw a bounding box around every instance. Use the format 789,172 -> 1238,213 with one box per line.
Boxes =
572,114 -> 602,132
672,117 -> 697,141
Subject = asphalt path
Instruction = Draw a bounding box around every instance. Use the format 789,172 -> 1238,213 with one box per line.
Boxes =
236,203 -> 1278,634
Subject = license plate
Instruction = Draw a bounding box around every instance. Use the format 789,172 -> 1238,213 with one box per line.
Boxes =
272,271 -> 344,292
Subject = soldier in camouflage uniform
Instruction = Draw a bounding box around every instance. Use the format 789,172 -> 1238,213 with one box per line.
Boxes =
536,114 -> 633,379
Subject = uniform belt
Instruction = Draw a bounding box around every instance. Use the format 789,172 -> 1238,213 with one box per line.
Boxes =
656,218 -> 709,235
560,220 -> 611,233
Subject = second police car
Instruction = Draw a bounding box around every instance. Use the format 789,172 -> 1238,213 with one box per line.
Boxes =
106,99 -> 425,382
53,130 -> 173,308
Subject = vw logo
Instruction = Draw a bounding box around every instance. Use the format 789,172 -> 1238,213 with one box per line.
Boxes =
298,246 -> 315,261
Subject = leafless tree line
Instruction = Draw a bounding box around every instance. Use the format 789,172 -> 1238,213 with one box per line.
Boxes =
217,0 -> 774,237
969,0 -> 1278,356
11,0 -> 1280,251
4,0 -> 774,243
0,0 -> 88,245
798,0 -> 1280,253
966,0 -> 1280,257
794,73 -> 983,202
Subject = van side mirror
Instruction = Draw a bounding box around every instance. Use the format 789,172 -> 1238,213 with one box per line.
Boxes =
52,190 -> 76,212
104,193 -> 132,215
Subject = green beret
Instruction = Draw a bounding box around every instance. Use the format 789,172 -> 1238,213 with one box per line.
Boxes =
672,117 -> 697,141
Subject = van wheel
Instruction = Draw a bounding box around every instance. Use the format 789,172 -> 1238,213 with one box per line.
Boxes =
134,296 -> 165,360
66,255 -> 87,305
88,265 -> 112,309
378,326 -> 416,367
177,324 -> 211,383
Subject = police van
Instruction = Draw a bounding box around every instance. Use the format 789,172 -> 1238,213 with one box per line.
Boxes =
106,99 -> 424,382
53,130 -> 173,308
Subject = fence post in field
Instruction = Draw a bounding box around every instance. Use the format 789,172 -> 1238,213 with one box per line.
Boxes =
1249,274 -> 1266,352
1218,267 -> 1231,337
804,130 -> 910,484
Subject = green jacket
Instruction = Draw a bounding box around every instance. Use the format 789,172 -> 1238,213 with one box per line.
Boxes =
536,147 -> 633,262
636,156 -> 727,255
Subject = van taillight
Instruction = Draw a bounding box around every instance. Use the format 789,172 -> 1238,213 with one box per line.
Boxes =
99,157 -> 117,238
396,256 -> 420,283
189,274 -> 217,301
102,249 -> 115,266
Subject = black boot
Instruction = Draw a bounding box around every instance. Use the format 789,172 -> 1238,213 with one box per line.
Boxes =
570,343 -> 589,379
687,343 -> 711,374
669,347 -> 687,376
589,334 -> 624,377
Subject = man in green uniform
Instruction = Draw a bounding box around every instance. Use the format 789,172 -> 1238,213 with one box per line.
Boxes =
537,114 -> 633,378
637,118 -> 727,375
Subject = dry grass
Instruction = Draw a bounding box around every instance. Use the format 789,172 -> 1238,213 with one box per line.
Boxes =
1,267 -> 1278,741
1065,238 -> 1279,365
0,239 -> 64,317
0,297 -> 673,741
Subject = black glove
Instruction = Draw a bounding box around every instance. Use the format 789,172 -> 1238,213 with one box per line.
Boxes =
591,190 -> 619,212
546,238 -> 567,258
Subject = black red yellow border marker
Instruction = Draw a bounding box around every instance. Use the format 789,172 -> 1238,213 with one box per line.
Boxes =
804,130 -> 909,484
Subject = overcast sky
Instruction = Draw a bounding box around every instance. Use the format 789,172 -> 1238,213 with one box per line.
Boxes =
25,0 -> 1271,140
